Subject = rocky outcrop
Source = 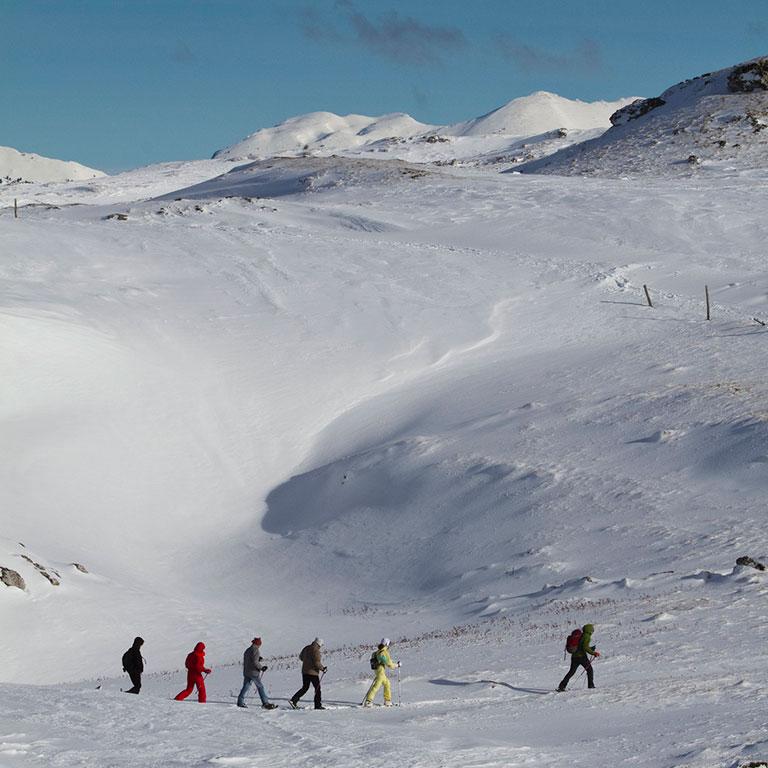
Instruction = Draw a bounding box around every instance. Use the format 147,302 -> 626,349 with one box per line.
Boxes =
20,554 -> 61,586
728,59 -> 768,93
736,556 -> 766,571
72,562 -> 89,573
1,567 -> 26,590
610,97 -> 666,126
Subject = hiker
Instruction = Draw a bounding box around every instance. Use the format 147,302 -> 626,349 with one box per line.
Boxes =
121,636 -> 144,694
363,637 -> 400,707
174,642 -> 212,703
558,623 -> 600,691
289,638 -> 327,710
237,637 -> 277,709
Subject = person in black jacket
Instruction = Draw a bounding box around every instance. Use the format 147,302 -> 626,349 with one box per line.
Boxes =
122,637 -> 145,694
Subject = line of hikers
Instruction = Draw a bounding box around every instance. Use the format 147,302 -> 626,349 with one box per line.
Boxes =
121,623 -> 599,706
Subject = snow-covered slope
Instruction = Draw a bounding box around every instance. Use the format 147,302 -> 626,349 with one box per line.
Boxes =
0,145 -> 105,184
519,56 -> 768,176
443,90 -> 633,137
2,93 -> 768,765
213,111 -> 434,159
213,92 -> 637,167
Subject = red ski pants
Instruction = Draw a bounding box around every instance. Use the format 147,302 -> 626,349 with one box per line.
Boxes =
175,672 -> 206,703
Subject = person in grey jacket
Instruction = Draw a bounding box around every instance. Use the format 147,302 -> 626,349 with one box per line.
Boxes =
237,637 -> 277,709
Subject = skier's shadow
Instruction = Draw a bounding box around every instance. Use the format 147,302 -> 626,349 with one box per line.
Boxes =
429,678 -> 550,695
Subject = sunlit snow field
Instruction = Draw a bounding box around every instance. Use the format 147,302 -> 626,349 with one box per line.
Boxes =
2,153 -> 768,767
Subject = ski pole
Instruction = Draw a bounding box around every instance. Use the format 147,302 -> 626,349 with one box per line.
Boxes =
397,666 -> 402,706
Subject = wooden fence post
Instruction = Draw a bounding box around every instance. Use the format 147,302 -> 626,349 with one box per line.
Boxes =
643,284 -> 653,308
14,198 -> 18,218
705,285 -> 710,321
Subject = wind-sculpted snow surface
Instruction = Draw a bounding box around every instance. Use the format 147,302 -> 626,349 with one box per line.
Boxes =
2,143 -> 768,765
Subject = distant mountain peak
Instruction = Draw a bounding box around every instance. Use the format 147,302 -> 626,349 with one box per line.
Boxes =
0,146 -> 105,184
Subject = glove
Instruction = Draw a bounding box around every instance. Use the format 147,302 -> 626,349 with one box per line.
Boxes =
122,667 -> 126,673
397,661 -> 401,668
322,666 -> 328,673
593,651 -> 601,658
204,668 -> 212,674
261,666 -> 268,671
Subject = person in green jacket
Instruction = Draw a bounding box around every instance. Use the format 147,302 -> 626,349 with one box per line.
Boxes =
558,623 -> 600,691
362,638 -> 399,707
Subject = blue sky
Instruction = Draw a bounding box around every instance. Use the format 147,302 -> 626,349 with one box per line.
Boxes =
4,0 -> 766,171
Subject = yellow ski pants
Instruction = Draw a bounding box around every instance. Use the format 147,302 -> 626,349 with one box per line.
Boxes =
365,667 -> 391,703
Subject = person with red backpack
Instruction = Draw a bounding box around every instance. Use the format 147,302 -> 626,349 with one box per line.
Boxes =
174,642 -> 212,703
558,623 -> 600,691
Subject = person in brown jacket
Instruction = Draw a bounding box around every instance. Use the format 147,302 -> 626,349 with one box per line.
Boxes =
289,638 -> 326,709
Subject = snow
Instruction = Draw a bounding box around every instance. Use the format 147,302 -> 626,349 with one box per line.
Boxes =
213,92 -> 637,168
520,57 -> 768,176
0,146 -> 104,184
2,59 -> 768,767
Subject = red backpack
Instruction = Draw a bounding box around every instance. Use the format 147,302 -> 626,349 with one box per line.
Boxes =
565,629 -> 583,654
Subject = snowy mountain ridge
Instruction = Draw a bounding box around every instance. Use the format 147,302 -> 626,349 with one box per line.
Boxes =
519,56 -> 768,176
0,145 -> 105,184
213,91 -> 638,167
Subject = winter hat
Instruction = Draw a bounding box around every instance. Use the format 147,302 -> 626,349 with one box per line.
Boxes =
380,638 -> 390,647
252,637 -> 262,645
314,637 -> 324,647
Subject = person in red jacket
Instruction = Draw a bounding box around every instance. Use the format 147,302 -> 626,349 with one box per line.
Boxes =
174,642 -> 212,703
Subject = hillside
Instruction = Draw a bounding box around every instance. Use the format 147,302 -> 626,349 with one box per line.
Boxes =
212,92 -> 637,167
0,145 -> 105,184
519,56 -> 768,176
2,61 -> 768,767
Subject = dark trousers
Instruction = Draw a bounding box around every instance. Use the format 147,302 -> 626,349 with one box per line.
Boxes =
559,654 -> 594,690
125,671 -> 142,694
292,673 -> 322,708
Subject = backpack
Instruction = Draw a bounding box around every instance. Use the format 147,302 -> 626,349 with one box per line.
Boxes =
565,628 -> 583,655
369,651 -> 380,670
121,650 -> 131,671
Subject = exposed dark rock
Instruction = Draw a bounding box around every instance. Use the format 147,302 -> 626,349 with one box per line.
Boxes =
19,554 -> 61,586
72,562 -> 89,573
1,567 -> 26,590
687,154 -> 700,164
103,212 -> 129,221
610,97 -> 667,126
728,59 -> 768,93
736,556 -> 766,571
